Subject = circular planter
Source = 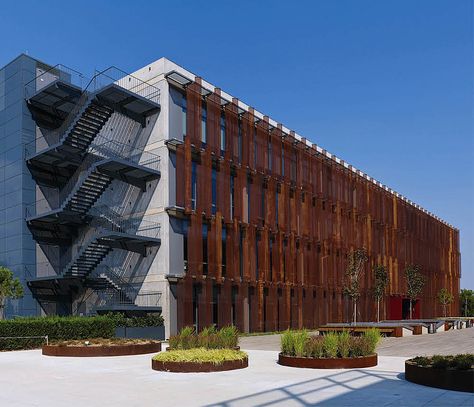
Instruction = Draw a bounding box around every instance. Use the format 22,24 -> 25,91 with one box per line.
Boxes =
152,356 -> 248,373
405,361 -> 474,393
43,342 -> 161,357
278,353 -> 378,369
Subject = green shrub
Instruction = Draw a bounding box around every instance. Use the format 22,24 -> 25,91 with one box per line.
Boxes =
451,354 -> 474,370
363,328 -> 381,354
323,332 -> 339,358
432,354 -> 450,369
349,336 -> 372,357
169,325 -> 239,350
293,330 -> 309,357
411,354 -> 474,370
337,330 -> 351,358
0,315 -> 116,350
411,356 -> 430,367
305,336 -> 325,358
281,329 -> 296,356
218,326 -> 239,349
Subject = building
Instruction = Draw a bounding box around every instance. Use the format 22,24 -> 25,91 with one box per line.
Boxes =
0,54 -> 461,336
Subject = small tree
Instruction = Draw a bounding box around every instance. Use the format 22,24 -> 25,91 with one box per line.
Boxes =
0,266 -> 24,320
437,288 -> 454,317
460,289 -> 474,317
373,264 -> 389,322
404,264 -> 425,319
343,248 -> 368,324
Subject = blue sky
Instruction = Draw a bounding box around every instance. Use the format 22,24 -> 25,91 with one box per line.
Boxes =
1,0 -> 472,287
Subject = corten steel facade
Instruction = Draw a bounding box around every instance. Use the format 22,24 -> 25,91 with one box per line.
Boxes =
172,78 -> 460,333
0,55 -> 460,336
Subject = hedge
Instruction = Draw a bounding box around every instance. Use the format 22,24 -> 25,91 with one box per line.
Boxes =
0,313 -> 164,351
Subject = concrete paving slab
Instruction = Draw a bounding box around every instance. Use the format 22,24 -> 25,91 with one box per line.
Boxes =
0,347 -> 472,406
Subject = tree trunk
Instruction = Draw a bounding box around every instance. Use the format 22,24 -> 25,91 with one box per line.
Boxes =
409,300 -> 412,320
353,300 -> 357,325
443,304 -> 447,318
377,299 -> 380,322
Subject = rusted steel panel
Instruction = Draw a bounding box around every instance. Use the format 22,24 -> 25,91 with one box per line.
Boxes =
175,85 -> 460,332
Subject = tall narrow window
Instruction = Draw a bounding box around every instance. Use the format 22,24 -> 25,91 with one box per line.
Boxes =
283,239 -> 287,282
268,138 -> 272,171
256,233 -> 260,280
191,161 -> 197,210
202,223 -> 208,275
230,175 -> 235,219
183,227 -> 188,272
238,117 -> 242,163
182,93 -> 187,138
239,228 -> 243,279
275,189 -> 279,226
220,112 -> 226,155
253,126 -> 258,168
221,227 -> 227,277
281,148 -> 285,177
211,168 -> 217,215
247,179 -> 251,222
269,237 -> 273,281
201,101 -> 207,145
212,284 -> 219,327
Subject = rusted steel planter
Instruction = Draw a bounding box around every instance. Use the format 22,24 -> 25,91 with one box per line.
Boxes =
42,342 -> 161,357
405,361 -> 474,393
151,356 -> 248,373
278,353 -> 378,369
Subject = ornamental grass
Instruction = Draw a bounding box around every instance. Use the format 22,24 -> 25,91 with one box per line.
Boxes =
153,348 -> 247,365
280,328 -> 381,358
168,325 -> 239,350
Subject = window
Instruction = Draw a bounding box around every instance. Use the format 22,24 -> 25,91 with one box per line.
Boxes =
269,237 -> 273,281
220,112 -> 226,155
268,138 -> 272,171
238,117 -> 242,162
211,168 -> 217,215
261,186 -> 265,219
247,179 -> 251,222
253,126 -> 257,168
281,148 -> 285,177
181,93 -> 187,138
221,227 -> 227,277
191,161 -> 197,210
201,101 -> 207,145
283,239 -> 287,281
202,223 -> 208,275
275,189 -> 279,226
239,228 -> 243,279
256,234 -> 260,280
183,227 -> 188,272
230,175 -> 235,219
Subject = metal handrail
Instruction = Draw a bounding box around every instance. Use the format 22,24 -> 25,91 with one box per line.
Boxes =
24,137 -> 161,219
61,208 -> 161,274
24,66 -> 161,159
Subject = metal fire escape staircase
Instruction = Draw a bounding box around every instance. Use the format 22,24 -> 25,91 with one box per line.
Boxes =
24,66 -> 162,313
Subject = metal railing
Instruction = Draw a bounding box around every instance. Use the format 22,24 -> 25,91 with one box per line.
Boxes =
24,66 -> 161,159
96,288 -> 161,308
24,138 -> 160,219
61,208 -> 161,274
24,64 -> 87,99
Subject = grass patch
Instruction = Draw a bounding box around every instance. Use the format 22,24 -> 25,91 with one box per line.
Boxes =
153,348 -> 247,365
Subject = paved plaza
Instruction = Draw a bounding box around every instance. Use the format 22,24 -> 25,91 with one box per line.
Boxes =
0,329 -> 472,406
